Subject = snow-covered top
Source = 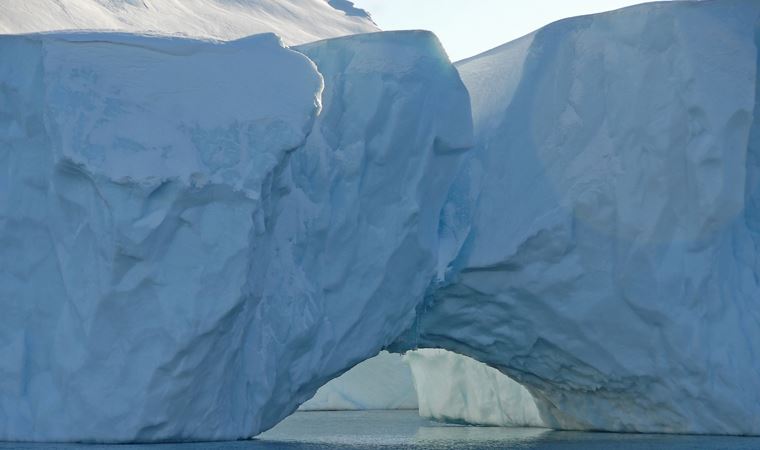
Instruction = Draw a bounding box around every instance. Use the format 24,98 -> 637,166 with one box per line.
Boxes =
0,0 -> 378,44
24,31 -> 323,197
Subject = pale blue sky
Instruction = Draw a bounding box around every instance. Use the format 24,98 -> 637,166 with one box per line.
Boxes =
352,0 -> 662,61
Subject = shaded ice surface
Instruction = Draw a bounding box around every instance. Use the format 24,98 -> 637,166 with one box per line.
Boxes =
0,0 -> 378,45
298,348 -> 540,425
300,351 -> 416,411
0,31 -> 323,442
248,30 -> 471,435
2,0 -> 760,443
0,28 -> 471,441
406,349 -> 544,428
392,0 -> 760,436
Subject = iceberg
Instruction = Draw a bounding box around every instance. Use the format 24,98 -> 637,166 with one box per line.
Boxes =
0,31 -> 323,442
406,349 -> 544,428
394,0 -> 760,435
1,0 -> 760,442
0,29 -> 471,442
245,30 -> 472,436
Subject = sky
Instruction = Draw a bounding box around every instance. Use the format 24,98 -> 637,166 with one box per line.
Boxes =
351,0 -> 663,62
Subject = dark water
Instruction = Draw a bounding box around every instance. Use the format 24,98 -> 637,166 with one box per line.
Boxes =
3,410 -> 760,449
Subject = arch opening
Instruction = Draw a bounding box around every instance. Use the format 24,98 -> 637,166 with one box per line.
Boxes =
295,349 -> 546,429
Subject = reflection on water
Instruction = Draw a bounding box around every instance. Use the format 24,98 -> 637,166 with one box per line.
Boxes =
2,410 -> 760,449
415,424 -> 550,444
259,410 -> 550,448
257,411 -> 760,449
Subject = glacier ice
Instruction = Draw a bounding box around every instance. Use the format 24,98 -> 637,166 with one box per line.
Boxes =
244,30 -> 472,436
0,29 -> 471,441
0,31 -> 323,442
300,351 -> 417,411
406,349 -> 544,428
1,0 -> 760,442
0,0 -> 378,45
393,0 -> 760,435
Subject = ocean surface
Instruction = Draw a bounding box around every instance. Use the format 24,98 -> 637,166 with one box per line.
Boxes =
3,410 -> 760,449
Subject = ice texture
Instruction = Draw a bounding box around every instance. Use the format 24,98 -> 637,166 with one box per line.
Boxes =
407,350 -> 544,427
0,29 -> 471,441
0,0 -> 377,45
0,31 -> 323,442
2,0 -> 760,442
247,30 -> 472,435
300,351 -> 417,411
393,0 -> 760,435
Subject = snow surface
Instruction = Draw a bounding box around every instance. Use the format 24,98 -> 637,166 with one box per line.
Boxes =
392,0 -> 760,435
2,0 -> 760,442
407,350 -> 544,427
300,351 -> 417,411
0,0 -> 377,45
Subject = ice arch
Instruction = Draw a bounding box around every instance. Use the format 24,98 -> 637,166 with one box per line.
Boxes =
299,349 -> 544,429
0,29 -> 472,442
1,0 -> 759,443
390,0 -> 760,436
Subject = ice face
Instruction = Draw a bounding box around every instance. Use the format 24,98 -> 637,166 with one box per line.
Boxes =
0,32 -> 323,442
0,30 -> 472,442
300,351 -> 417,411
245,30 -> 472,435
393,0 -> 760,435
406,349 -> 544,428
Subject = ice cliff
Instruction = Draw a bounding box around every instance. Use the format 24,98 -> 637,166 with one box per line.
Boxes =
393,0 -> 760,435
0,31 -> 323,442
0,29 -> 471,441
1,0 -> 760,442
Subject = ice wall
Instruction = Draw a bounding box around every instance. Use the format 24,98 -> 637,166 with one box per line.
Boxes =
406,350 -> 543,427
0,31 -> 323,442
300,351 -> 417,411
248,31 -> 472,435
394,0 -> 760,435
0,30 -> 471,442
